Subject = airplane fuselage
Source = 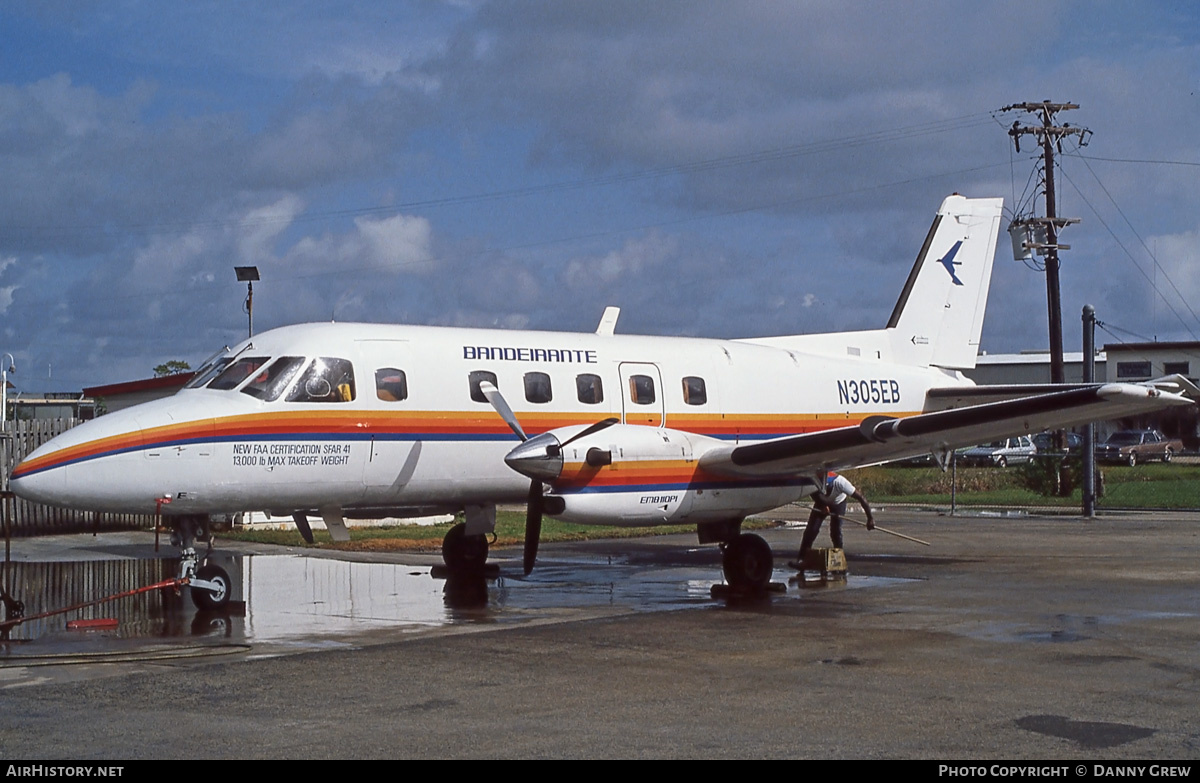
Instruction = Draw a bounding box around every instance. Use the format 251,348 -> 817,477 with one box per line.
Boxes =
10,320 -> 964,525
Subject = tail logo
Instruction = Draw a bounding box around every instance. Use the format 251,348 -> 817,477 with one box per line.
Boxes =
938,241 -> 964,286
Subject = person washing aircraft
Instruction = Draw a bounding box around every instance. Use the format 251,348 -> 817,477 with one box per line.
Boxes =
790,471 -> 874,569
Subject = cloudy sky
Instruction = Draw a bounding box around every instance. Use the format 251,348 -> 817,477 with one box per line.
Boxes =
3,1 -> 1200,392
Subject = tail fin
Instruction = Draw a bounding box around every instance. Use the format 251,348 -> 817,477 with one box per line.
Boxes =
886,194 -> 1003,369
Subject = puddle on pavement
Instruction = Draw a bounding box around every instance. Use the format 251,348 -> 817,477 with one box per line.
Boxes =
0,554 -> 914,660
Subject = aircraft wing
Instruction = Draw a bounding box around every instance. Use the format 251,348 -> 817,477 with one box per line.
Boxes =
920,374 -> 1200,412
699,381 -> 1196,477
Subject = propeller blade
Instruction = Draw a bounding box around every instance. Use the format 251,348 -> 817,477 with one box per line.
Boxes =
559,417 -> 620,449
524,480 -> 543,575
479,381 -> 526,441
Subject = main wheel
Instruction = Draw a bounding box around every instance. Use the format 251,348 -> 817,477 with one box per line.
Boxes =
997,456 -> 1008,468
1163,448 -> 1173,463
1128,452 -> 1138,467
721,533 -> 774,591
191,564 -> 231,611
442,523 -> 489,572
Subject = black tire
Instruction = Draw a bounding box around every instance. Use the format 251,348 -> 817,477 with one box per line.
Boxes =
721,533 -> 774,591
1128,453 -> 1138,467
191,564 -> 231,611
997,456 -> 1008,468
1163,448 -> 1173,464
442,522 -> 489,572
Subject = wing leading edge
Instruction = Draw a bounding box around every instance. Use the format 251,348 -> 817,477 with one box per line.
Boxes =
700,381 -> 1196,478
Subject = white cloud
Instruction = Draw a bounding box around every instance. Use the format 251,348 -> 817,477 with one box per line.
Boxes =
237,195 -> 306,263
354,214 -> 436,273
564,231 -> 679,289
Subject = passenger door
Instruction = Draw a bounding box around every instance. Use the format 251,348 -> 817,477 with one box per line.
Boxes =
618,362 -> 665,427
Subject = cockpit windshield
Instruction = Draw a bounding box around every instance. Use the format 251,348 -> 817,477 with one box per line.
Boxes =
202,355 -> 356,402
239,356 -> 306,401
184,357 -> 234,389
286,358 -> 356,403
207,357 -> 270,391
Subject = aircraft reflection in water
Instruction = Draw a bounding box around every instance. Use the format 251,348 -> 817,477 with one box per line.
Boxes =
0,553 -> 735,649
10,195 -> 1196,606
0,556 -> 480,646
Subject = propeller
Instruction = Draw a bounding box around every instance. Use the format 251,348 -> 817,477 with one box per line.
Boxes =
478,381 -> 618,574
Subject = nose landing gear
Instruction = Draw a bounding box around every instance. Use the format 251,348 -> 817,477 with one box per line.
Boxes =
171,515 -> 232,611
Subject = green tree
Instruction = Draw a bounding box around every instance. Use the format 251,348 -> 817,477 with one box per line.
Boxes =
153,360 -> 192,377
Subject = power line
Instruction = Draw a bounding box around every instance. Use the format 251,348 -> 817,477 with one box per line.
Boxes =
2,112 -> 999,243
1065,141 -> 1200,332
1060,168 -> 1200,342
1064,153 -> 1200,168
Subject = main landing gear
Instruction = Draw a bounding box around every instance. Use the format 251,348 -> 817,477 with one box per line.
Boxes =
441,522 -> 490,572
720,533 -> 776,592
697,520 -> 785,598
170,515 -> 232,611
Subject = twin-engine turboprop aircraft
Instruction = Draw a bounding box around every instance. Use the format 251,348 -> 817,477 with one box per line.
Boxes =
10,195 -> 1196,607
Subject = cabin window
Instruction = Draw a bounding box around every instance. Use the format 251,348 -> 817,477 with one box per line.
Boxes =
375,368 -> 409,402
241,357 -> 306,401
286,358 -> 356,403
682,376 -> 707,405
524,372 -> 552,404
469,371 -> 498,403
576,374 -> 604,404
629,374 -> 656,405
208,357 -> 270,391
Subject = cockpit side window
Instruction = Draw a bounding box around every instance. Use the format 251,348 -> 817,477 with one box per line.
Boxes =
208,357 -> 270,391
286,358 -> 356,403
240,357 -> 306,401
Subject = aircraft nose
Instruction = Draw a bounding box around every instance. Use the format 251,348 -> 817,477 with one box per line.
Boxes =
6,406 -> 149,512
504,433 -> 564,482
8,456 -> 66,506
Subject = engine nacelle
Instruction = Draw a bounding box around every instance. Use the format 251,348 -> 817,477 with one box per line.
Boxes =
505,423 -> 808,527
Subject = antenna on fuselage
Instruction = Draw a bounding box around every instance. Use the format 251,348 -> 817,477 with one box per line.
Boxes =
596,306 -> 620,335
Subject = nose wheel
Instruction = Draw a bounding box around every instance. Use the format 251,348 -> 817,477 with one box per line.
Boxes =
191,564 -> 231,610
171,515 -> 233,610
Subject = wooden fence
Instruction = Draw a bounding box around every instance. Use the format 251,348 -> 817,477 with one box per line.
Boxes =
1,419 -> 155,536
0,558 -> 176,640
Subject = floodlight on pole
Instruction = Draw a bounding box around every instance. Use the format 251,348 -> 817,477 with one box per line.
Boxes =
235,266 -> 260,339
1,353 -> 14,424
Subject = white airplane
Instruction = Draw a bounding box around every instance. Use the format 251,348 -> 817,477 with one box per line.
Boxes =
9,194 -> 1195,607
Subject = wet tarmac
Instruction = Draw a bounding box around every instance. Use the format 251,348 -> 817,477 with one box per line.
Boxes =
1,508 -> 1198,759
0,521 -> 906,665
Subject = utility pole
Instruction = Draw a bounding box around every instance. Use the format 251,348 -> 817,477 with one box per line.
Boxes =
1082,305 -> 1097,517
1002,101 -> 1090,384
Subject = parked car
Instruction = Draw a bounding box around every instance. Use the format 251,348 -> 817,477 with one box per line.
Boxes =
1032,431 -> 1083,452
1095,429 -> 1181,466
962,435 -> 1036,467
